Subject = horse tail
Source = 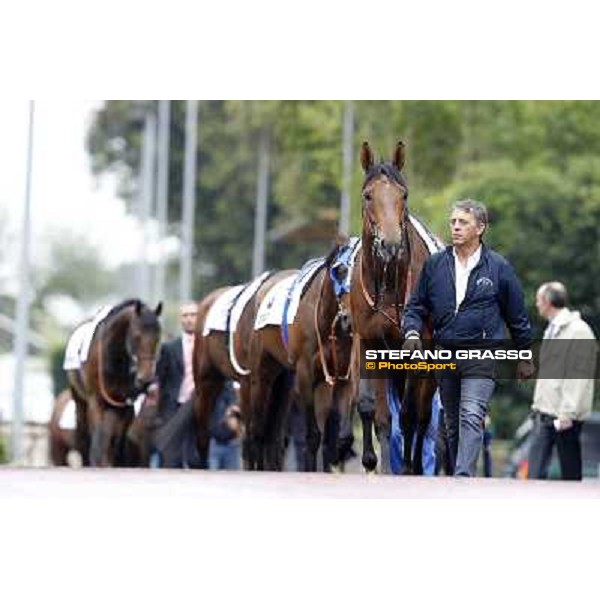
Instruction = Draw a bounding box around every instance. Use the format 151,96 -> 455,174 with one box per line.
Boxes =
48,389 -> 75,466
192,289 -> 224,385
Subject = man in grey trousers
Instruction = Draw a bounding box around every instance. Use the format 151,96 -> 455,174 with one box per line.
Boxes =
402,199 -> 534,476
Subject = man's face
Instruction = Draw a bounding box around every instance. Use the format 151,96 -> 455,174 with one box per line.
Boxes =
535,290 -> 551,320
180,304 -> 198,334
449,209 -> 485,248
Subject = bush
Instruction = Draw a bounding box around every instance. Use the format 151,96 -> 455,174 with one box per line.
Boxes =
0,434 -> 8,464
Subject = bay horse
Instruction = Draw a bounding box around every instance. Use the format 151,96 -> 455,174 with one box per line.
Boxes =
66,300 -> 162,467
350,141 -> 437,474
49,386 -> 160,467
192,271 -> 294,469
247,241 -> 356,472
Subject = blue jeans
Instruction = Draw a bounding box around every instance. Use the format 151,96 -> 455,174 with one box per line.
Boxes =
388,382 -> 441,475
437,376 -> 495,477
209,439 -> 241,470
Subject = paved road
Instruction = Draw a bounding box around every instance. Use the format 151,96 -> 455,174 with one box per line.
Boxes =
2,467 -> 599,499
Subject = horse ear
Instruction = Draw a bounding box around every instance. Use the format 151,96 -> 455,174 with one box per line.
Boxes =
360,141 -> 374,173
134,300 -> 142,316
392,141 -> 406,171
155,301 -> 163,317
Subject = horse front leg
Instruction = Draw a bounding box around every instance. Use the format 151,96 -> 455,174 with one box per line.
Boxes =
305,399 -> 321,472
333,380 -> 355,470
373,379 -> 392,474
358,378 -> 377,472
292,359 -> 317,472
314,381 -> 336,472
89,400 -> 119,467
264,370 -> 294,471
248,356 -> 279,471
239,377 -> 253,471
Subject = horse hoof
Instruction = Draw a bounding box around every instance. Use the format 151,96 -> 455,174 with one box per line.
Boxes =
362,452 -> 378,472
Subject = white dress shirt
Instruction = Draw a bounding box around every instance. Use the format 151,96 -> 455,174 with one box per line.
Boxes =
453,245 -> 481,312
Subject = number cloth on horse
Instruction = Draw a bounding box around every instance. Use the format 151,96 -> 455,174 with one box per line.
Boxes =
202,271 -> 273,337
62,305 -> 113,370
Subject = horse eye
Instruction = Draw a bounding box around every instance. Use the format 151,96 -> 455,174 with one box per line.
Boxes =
363,191 -> 372,202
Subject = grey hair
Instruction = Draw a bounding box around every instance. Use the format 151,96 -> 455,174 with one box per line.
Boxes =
538,281 -> 568,309
452,198 -> 489,230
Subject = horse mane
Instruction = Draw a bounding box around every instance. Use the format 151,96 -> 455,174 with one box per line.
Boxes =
104,298 -> 138,321
103,298 -> 160,330
363,161 -> 409,193
324,233 -> 350,269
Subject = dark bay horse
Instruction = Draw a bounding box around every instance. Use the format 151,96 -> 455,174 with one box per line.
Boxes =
247,242 -> 356,472
66,300 -> 162,467
349,141 -> 437,474
192,272 -> 294,469
49,386 -> 160,467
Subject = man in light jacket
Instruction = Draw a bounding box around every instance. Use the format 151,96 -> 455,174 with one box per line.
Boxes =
529,282 -> 598,481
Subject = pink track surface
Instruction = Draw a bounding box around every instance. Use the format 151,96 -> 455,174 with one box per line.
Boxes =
2,468 -> 599,499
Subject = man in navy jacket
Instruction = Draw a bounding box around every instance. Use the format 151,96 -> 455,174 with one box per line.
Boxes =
403,199 -> 534,476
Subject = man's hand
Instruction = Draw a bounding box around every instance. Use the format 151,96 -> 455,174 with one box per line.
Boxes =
516,359 -> 535,381
402,333 -> 422,354
226,406 -> 243,437
144,382 -> 160,405
553,417 -> 573,432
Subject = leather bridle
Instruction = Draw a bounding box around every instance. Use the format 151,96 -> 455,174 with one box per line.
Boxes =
97,321 -> 156,409
360,179 -> 413,332
314,271 -> 353,387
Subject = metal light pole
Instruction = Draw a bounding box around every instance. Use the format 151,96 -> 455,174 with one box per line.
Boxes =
137,110 -> 157,301
154,100 -> 170,305
12,100 -> 35,463
252,130 -> 270,278
180,100 -> 198,302
340,100 -> 354,236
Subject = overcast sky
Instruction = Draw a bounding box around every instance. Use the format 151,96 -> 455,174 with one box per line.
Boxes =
0,101 -> 143,293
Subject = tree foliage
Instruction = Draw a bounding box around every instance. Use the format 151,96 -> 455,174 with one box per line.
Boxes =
38,231 -> 115,303
86,101 -> 600,435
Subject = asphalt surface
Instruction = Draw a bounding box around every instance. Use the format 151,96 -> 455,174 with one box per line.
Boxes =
2,467 -> 600,499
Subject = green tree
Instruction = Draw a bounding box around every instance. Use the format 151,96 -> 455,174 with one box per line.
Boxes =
85,100 -> 600,438
38,231 -> 115,303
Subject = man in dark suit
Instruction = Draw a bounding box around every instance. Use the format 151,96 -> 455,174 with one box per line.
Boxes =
153,302 -> 200,468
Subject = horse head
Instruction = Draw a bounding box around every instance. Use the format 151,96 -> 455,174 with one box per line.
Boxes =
127,300 -> 163,392
325,235 -> 354,337
360,141 -> 409,265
